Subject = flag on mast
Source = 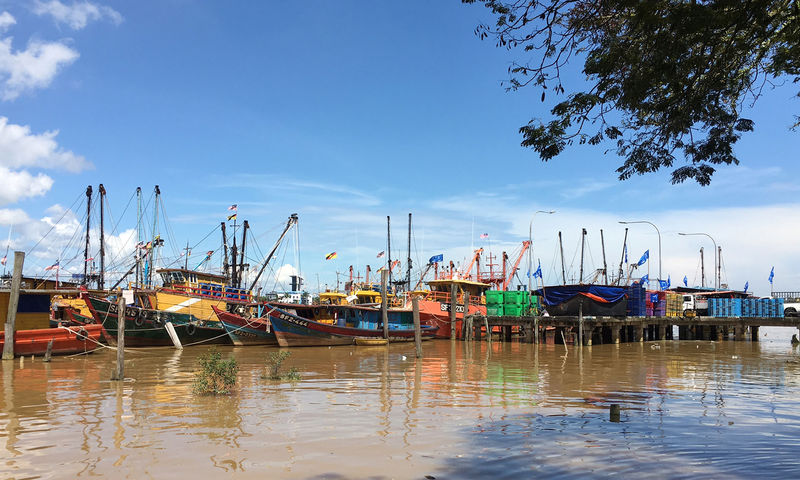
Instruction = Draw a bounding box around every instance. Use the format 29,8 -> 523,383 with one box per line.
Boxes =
228,204 -> 238,211
376,251 -> 385,258
325,252 -> 337,260
480,233 -> 489,239
227,213 -> 237,221
769,266 -> 774,284
0,255 -> 6,266
45,260 -> 60,271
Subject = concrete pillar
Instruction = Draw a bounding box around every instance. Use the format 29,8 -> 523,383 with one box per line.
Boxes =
611,326 -> 620,344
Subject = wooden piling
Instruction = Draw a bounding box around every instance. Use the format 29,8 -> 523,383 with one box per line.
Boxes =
751,326 -> 759,342
610,404 -> 621,422
381,270 -> 389,340
43,339 -> 54,362
611,326 -> 620,344
412,296 -> 422,358
462,290 -> 469,340
578,301 -> 584,347
2,251 -> 24,361
534,316 -> 539,344
449,283 -> 457,340
111,294 -> 126,381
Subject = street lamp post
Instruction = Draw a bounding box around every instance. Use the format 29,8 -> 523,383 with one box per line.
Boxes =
678,232 -> 718,289
528,210 -> 555,291
619,220 -> 661,288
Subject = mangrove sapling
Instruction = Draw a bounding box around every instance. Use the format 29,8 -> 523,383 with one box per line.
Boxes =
193,347 -> 239,395
262,350 -> 301,381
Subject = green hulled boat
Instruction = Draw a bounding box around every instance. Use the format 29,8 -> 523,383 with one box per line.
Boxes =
84,295 -> 231,347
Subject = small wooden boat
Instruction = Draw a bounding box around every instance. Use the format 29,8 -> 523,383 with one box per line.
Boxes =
212,306 -> 278,346
354,338 -> 388,346
0,325 -> 104,356
266,306 -> 438,347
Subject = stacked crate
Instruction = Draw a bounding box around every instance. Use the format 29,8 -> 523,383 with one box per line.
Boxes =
529,294 -> 541,315
627,284 -> 646,316
708,298 -> 743,318
666,292 -> 682,317
486,290 -> 504,316
741,298 -> 784,318
503,291 -> 528,316
645,291 -> 667,317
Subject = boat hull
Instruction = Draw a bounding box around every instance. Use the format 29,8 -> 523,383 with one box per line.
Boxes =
267,307 -> 438,347
212,306 -> 278,346
416,298 -> 486,339
85,295 -> 231,347
0,325 -> 104,356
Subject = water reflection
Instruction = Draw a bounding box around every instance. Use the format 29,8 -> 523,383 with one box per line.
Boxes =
2,339 -> 800,478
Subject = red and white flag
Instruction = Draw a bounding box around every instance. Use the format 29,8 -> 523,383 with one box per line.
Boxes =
228,204 -> 238,211
0,255 -> 6,266
480,233 -> 489,239
45,261 -> 60,271
376,251 -> 385,258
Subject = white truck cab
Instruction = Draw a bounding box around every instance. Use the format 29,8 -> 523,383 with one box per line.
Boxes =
772,292 -> 800,317
682,294 -> 709,316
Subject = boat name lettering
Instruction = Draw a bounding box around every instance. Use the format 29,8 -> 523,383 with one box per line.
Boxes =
279,313 -> 307,327
440,303 -> 465,313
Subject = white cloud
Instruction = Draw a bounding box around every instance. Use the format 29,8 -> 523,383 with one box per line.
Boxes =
0,37 -> 79,100
0,166 -> 53,205
0,117 -> 91,172
33,1 -> 122,30
0,12 -> 16,32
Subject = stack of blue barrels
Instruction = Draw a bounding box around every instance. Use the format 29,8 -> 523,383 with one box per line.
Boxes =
627,284 -> 646,316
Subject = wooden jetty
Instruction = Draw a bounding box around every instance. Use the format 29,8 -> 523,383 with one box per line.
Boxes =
464,315 -> 800,345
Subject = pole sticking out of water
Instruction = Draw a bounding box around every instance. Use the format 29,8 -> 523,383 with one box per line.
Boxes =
610,404 -> 621,422
2,251 -> 24,361
44,339 -> 54,362
381,269 -> 389,340
412,296 -> 422,358
450,283 -> 457,340
112,293 -> 126,381
578,300 -> 584,347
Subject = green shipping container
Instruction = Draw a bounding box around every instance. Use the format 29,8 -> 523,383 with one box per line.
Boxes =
504,304 -> 524,316
503,291 -> 528,305
486,290 -> 504,305
487,305 -> 504,316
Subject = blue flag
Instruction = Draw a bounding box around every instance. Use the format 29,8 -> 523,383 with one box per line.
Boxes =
533,261 -> 542,279
624,245 -> 628,264
769,266 -> 774,284
641,274 -> 649,285
637,250 -> 649,267
744,281 -> 749,293
429,254 -> 443,264
683,275 -> 688,287
667,275 -> 671,288
659,279 -> 669,290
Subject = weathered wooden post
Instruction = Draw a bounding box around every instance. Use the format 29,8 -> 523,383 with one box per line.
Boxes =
462,289 -> 469,340
381,270 -> 389,340
449,283 -> 457,339
610,404 -> 621,422
111,293 -> 126,380
751,326 -> 759,342
578,300 -> 584,347
43,339 -> 54,362
412,296 -> 422,358
611,325 -> 620,344
656,324 -> 665,341
2,252 -> 24,361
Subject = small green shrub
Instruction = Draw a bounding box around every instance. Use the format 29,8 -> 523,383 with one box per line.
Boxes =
193,347 -> 238,395
262,350 -> 301,381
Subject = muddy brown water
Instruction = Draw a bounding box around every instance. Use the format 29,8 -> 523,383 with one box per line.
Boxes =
3,328 -> 800,479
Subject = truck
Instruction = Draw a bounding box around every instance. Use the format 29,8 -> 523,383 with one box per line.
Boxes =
681,294 -> 709,316
772,292 -> 800,317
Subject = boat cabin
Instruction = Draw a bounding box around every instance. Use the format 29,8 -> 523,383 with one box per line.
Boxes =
156,268 -> 249,300
426,278 -> 490,305
318,291 -> 348,305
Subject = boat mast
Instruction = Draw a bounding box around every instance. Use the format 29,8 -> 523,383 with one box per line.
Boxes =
717,246 -> 722,290
579,228 -> 587,284
558,231 -> 566,285
184,241 -> 190,270
406,213 -> 412,292
230,217 -> 238,288
83,185 -> 92,287
148,185 -> 160,288
99,183 -> 106,290
239,220 -> 248,289
248,214 -> 298,291
700,247 -> 705,287
387,216 -> 392,289
600,228 -> 608,285
135,187 -> 141,288
618,227 -> 628,285
221,222 -> 229,282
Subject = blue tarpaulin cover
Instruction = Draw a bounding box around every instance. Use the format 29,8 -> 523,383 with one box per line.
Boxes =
535,285 -> 628,306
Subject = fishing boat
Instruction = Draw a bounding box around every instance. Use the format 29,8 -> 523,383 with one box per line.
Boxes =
0,324 -> 104,356
212,305 -> 278,346
266,306 -> 438,347
84,294 -> 231,347
415,278 -> 489,338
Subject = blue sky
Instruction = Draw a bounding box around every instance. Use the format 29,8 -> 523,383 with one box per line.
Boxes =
0,1 -> 798,295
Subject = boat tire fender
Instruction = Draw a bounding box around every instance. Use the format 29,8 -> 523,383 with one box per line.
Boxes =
185,323 -> 196,336
76,327 -> 89,341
